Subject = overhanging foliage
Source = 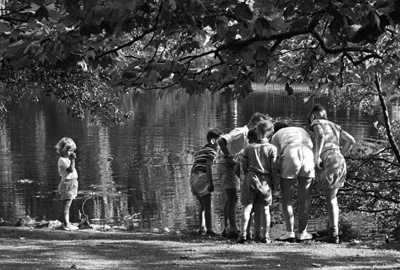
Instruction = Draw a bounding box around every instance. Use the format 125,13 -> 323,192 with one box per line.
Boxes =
2,0 -> 400,229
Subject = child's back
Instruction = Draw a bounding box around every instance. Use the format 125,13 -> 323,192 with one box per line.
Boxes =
243,139 -> 277,175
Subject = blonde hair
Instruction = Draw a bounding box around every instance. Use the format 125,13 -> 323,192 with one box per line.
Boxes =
256,120 -> 274,139
55,137 -> 76,155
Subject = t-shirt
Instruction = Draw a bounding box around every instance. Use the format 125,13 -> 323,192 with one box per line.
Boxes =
222,125 -> 249,156
192,144 -> 218,173
216,125 -> 249,173
271,127 -> 313,155
58,157 -> 78,181
242,139 -> 277,174
310,119 -> 342,153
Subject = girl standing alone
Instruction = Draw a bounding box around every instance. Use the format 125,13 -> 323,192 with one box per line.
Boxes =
55,137 -> 79,231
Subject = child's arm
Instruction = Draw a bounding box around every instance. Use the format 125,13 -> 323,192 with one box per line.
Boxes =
66,153 -> 76,173
242,148 -> 248,174
271,148 -> 278,191
218,137 -> 235,166
340,130 -> 355,156
313,124 -> 325,169
234,162 -> 241,178
205,158 -> 214,192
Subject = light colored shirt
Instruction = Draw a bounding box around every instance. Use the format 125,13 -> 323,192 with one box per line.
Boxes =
58,157 -> 78,181
242,139 -> 277,174
222,125 -> 249,156
310,119 -> 341,153
271,127 -> 313,155
216,125 -> 249,173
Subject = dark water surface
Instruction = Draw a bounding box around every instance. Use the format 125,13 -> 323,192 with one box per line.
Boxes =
0,87 -> 395,235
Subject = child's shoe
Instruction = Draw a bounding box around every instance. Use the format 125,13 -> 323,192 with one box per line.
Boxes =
206,230 -> 220,237
197,229 -> 207,236
236,233 -> 246,244
246,232 -> 253,241
228,230 -> 240,239
298,232 -> 313,242
221,229 -> 229,237
315,235 -> 340,244
276,231 -> 296,243
260,236 -> 271,244
63,223 -> 79,231
255,236 -> 271,244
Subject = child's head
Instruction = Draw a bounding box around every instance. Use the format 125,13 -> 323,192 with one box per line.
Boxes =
256,120 -> 274,140
274,122 -> 290,133
247,128 -> 257,144
308,104 -> 328,123
247,112 -> 270,128
207,128 -> 223,150
55,137 -> 76,157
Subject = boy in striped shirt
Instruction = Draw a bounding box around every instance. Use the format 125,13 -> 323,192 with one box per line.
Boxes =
190,128 -> 223,236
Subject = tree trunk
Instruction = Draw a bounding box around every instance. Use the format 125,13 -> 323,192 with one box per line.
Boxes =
374,73 -> 400,164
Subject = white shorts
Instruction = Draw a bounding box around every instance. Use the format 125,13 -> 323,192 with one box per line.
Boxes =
279,144 -> 315,179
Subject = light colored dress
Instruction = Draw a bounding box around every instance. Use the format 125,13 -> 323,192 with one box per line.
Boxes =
311,119 -> 346,189
57,157 -> 78,200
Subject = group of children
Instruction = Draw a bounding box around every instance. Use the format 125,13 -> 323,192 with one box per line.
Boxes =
190,104 -> 355,244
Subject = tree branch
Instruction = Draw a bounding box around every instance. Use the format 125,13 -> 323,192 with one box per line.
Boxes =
312,29 -> 382,58
375,74 -> 400,164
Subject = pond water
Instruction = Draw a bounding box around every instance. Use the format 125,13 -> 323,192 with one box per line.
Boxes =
0,85 -> 396,236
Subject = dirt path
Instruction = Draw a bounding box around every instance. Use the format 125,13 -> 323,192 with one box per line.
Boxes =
0,227 -> 399,270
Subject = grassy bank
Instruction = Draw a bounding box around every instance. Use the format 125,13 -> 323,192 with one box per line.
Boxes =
0,227 -> 400,270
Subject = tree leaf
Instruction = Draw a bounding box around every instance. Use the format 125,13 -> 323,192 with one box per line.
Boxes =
180,78 -> 198,95
255,18 -> 271,37
234,3 -> 253,21
0,22 -> 10,32
289,17 -> 309,31
33,0 -> 44,6
255,46 -> 270,61
203,16 -> 216,30
34,6 -> 49,21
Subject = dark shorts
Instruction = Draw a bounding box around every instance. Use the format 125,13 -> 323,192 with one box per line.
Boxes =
58,179 -> 78,200
317,149 -> 347,189
241,171 -> 272,206
190,172 -> 211,197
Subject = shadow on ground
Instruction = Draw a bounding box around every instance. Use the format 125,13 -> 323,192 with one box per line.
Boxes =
0,227 -> 400,270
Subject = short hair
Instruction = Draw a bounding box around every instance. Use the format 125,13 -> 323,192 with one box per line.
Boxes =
249,112 -> 270,124
207,128 -> 223,142
55,137 -> 76,155
308,104 -> 328,123
247,128 -> 257,143
274,122 -> 290,133
256,120 -> 274,138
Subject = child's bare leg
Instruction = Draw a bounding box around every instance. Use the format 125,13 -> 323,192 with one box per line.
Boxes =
223,194 -> 229,232
196,195 -> 206,232
280,178 -> 295,234
254,204 -> 262,238
240,204 -> 253,236
247,208 -> 253,238
200,194 -> 214,233
225,188 -> 239,232
325,188 -> 339,236
298,177 -> 312,234
262,205 -> 271,238
62,199 -> 73,226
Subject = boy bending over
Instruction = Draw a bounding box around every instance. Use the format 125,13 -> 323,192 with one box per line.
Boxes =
190,128 -> 223,236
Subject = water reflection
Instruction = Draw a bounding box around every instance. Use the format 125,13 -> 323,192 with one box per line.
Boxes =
0,87 -> 391,234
